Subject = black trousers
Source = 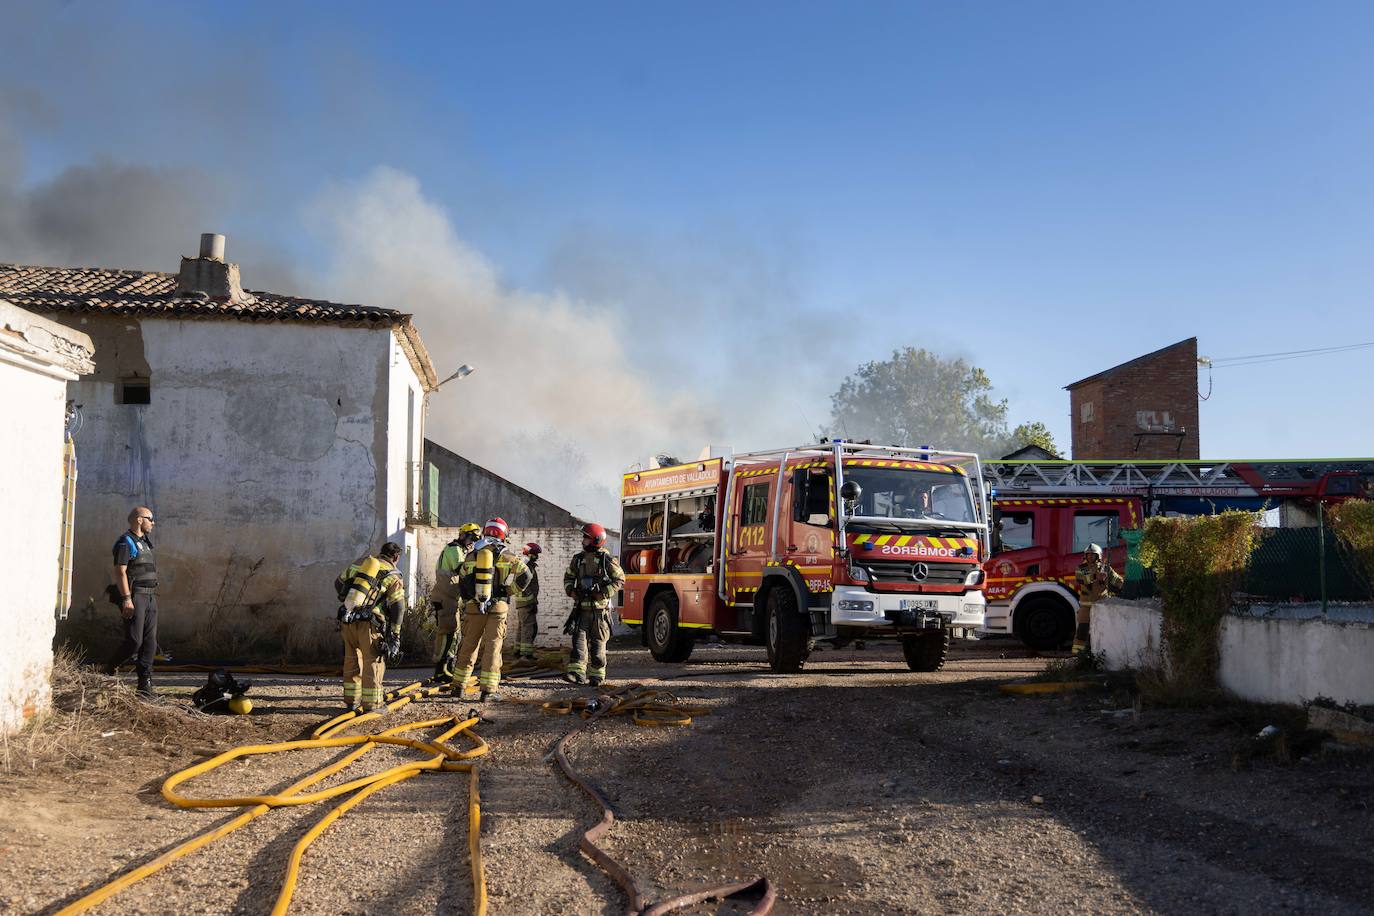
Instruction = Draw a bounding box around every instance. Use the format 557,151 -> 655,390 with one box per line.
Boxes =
107,592 -> 158,678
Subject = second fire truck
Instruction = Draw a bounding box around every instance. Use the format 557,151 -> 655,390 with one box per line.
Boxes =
979,457 -> 1374,649
618,441 -> 991,672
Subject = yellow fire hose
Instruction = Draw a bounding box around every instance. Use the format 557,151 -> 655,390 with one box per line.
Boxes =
56,687 -> 489,916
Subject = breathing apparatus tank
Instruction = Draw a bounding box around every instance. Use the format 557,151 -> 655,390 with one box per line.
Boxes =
473,545 -> 496,611
342,556 -> 385,613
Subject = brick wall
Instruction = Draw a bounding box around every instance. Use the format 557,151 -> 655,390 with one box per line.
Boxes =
414,526 -> 628,650
1068,338 -> 1200,460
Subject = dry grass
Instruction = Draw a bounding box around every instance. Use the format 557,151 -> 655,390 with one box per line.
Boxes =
0,649 -> 258,776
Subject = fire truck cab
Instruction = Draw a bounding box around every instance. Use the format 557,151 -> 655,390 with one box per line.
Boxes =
981,496 -> 1141,650
619,441 -> 990,673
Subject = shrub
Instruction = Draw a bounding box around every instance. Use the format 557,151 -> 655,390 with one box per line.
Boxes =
1138,512 -> 1258,686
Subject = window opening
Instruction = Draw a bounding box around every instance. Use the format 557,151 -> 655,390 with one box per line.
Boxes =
118,379 -> 150,405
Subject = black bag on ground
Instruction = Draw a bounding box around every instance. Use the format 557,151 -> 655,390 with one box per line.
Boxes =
191,669 -> 253,713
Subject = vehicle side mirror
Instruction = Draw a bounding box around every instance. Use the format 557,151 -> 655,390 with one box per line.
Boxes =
840,480 -> 862,503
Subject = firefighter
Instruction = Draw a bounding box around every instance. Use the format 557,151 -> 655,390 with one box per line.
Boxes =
562,523 -> 626,687
1072,543 -> 1123,655
452,518 -> 533,701
512,542 -> 542,660
430,522 -> 481,683
334,542 -> 407,712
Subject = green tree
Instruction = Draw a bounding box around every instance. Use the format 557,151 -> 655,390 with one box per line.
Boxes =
1007,421 -> 1060,457
828,348 -> 1011,454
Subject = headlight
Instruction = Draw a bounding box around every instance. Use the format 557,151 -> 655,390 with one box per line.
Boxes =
848,565 -> 869,582
964,568 -> 985,586
838,599 -> 874,612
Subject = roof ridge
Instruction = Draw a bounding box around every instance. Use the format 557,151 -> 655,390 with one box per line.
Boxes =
0,261 -> 177,279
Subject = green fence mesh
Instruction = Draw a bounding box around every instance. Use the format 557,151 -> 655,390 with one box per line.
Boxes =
1120,524 -> 1372,603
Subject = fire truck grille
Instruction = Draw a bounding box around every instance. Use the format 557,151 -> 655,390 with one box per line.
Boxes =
860,559 -> 969,586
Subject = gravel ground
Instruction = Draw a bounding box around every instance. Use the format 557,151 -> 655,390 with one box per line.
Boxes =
3,641 -> 1372,914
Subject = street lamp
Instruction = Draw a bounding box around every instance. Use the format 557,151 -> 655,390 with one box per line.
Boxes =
437,364 -> 476,388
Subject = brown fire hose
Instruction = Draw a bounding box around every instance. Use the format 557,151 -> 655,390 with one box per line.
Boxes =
549,685 -> 777,915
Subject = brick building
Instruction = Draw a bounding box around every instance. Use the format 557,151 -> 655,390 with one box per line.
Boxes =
1065,337 -> 1200,460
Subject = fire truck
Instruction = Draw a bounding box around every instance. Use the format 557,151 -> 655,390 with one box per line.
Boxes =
618,441 -> 991,672
979,458 -> 1374,649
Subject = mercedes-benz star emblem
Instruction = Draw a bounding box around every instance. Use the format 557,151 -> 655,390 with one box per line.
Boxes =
912,563 -> 929,581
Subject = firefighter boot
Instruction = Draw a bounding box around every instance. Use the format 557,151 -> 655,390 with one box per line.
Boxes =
136,674 -> 156,698
1072,622 -> 1091,655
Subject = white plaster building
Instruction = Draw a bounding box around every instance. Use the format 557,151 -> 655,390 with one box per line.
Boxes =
0,299 -> 95,735
0,235 -> 438,660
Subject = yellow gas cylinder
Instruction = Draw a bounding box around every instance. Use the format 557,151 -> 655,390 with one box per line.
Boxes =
343,556 -> 384,612
474,546 -> 495,608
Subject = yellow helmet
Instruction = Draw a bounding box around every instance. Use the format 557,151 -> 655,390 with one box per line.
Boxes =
459,522 -> 481,539
227,695 -> 253,715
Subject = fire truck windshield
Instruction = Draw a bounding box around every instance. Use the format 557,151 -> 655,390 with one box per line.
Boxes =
844,467 -> 976,527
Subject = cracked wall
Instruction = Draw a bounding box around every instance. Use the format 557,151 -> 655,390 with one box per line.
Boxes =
55,316 -> 397,660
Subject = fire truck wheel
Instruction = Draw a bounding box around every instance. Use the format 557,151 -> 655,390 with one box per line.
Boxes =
1014,596 -> 1075,651
902,629 -> 950,672
646,592 -> 695,663
765,586 -> 812,673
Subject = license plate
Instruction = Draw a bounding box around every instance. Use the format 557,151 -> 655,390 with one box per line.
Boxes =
899,598 -> 938,611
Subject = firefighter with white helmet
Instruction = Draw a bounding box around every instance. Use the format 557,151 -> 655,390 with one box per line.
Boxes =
512,542 -> 542,660
1073,543 -> 1122,655
452,518 -> 533,701
429,522 -> 481,683
562,522 -> 626,686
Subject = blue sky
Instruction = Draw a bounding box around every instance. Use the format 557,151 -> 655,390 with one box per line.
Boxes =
3,1 -> 1372,511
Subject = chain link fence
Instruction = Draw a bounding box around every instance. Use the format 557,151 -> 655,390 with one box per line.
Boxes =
1121,523 -> 1374,604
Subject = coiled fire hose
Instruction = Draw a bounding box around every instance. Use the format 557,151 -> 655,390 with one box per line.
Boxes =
55,681 -> 488,916
533,684 -> 777,915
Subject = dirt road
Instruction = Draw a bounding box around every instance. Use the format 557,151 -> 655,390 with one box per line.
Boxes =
5,641 -> 1373,914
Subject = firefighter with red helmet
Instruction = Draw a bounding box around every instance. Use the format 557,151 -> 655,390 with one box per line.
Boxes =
562,522 -> 625,686
513,542 -> 542,660
452,517 -> 532,701
429,521 -> 481,684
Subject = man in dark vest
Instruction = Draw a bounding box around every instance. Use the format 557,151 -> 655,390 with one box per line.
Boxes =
105,506 -> 160,696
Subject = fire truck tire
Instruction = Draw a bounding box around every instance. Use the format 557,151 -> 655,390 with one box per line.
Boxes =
646,592 -> 695,663
765,586 -> 812,673
902,629 -> 950,672
1014,596 -> 1075,651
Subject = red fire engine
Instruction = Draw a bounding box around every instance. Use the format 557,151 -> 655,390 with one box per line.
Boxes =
979,458 -> 1374,649
618,441 -> 991,672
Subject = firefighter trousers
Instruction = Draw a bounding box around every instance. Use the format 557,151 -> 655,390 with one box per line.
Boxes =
1073,600 -> 1095,652
341,620 -> 385,710
514,601 -> 538,658
454,600 -> 508,694
567,607 -> 611,683
107,592 -> 158,678
432,597 -> 462,677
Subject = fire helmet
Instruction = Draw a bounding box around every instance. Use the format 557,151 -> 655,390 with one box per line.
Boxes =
581,522 -> 607,548
458,522 -> 481,540
1085,543 -> 1103,558
227,695 -> 253,715
523,542 -> 542,557
483,517 -> 510,541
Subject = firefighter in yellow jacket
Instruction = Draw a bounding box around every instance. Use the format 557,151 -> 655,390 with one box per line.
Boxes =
562,523 -> 626,686
453,518 -> 533,701
334,541 -> 407,712
429,522 -> 480,683
1073,543 -> 1123,654
512,542 -> 542,659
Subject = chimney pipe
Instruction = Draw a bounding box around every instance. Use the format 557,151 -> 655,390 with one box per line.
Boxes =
199,233 -> 226,261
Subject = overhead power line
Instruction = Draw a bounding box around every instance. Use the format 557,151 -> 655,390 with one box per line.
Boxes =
1206,340 -> 1374,369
